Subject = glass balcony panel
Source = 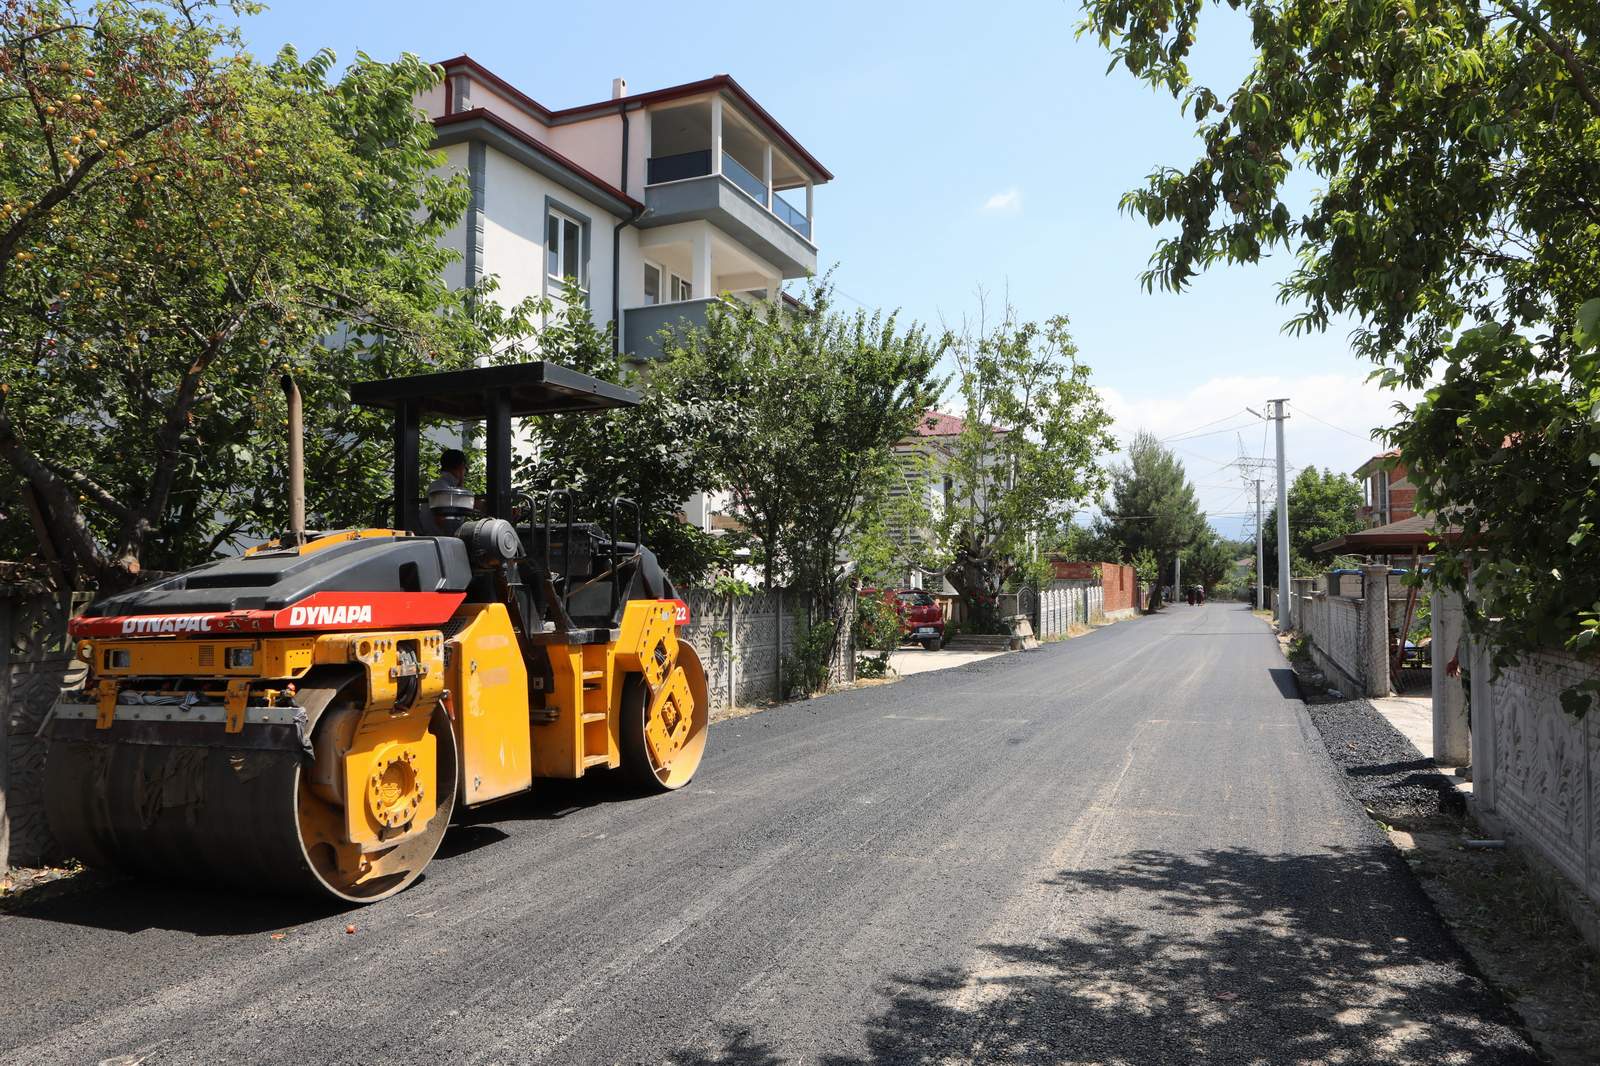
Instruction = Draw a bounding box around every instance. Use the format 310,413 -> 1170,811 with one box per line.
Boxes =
720,151 -> 769,205
646,149 -> 712,185
772,193 -> 811,240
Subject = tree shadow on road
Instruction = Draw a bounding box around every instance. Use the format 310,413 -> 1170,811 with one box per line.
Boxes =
687,846 -> 1538,1064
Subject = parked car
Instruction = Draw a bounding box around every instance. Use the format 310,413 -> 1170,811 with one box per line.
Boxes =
865,587 -> 945,650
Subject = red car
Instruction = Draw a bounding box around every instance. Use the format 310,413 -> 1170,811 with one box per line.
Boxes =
865,587 -> 945,650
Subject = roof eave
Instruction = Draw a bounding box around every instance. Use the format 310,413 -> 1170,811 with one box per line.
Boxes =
434,56 -> 833,184
431,110 -> 642,215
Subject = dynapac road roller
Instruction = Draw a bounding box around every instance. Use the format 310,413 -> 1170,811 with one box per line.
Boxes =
43,361 -> 708,902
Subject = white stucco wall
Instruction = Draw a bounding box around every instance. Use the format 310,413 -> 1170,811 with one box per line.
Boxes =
414,81 -> 446,119
478,144 -> 620,329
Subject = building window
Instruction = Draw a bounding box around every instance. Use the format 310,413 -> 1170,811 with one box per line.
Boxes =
645,260 -> 695,304
546,209 -> 583,290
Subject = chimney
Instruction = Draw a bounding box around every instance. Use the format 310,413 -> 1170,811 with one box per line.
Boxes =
611,76 -> 627,100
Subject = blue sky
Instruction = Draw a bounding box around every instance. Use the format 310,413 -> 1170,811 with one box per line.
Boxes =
237,0 -> 1403,537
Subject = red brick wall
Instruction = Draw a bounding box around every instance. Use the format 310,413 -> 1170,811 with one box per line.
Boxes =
1388,486 -> 1417,522
1050,559 -> 1137,613
1101,563 -> 1136,613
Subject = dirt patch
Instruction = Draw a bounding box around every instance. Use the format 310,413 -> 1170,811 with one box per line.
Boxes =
1388,816 -> 1600,1064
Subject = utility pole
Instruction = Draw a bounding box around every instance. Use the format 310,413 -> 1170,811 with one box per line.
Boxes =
1271,398 -> 1291,628
1253,478 -> 1265,611
1174,552 -> 1182,603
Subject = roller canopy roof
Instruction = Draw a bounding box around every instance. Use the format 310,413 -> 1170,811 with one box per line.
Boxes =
349,361 -> 639,420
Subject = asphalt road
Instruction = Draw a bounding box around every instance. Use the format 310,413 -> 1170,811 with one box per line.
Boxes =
0,604 -> 1536,1065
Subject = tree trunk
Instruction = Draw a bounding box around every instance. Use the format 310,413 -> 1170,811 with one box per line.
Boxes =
945,553 -> 1003,634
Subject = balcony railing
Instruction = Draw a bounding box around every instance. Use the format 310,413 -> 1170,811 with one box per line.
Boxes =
646,149 -> 712,185
720,151 -> 768,205
772,193 -> 811,240
645,149 -> 812,241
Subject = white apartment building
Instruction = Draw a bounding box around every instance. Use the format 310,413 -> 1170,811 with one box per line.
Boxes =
414,58 -> 829,532
419,56 -> 829,365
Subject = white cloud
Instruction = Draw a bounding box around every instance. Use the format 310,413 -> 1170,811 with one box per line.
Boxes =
981,188 -> 1021,213
1093,372 -> 1420,537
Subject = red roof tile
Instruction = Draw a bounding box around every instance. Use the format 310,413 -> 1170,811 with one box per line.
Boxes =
915,410 -> 966,437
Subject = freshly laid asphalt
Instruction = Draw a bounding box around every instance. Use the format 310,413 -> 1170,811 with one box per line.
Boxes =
0,603 -> 1536,1064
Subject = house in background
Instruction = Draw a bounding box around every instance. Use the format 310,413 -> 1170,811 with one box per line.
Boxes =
887,410 -> 1017,593
414,56 -> 831,529
420,56 -> 828,367
1355,450 -> 1415,528
888,411 -> 963,591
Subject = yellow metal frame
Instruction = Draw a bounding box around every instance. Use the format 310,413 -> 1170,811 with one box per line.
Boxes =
530,599 -> 679,780
444,603 -> 533,806
87,636 -> 317,681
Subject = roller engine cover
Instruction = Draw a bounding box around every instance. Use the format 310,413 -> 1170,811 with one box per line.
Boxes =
457,518 -> 525,569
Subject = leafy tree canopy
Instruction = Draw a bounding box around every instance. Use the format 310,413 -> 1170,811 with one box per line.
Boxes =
936,305 -> 1115,624
0,0 -> 492,589
503,293 -> 725,585
1183,530 -> 1235,592
1081,0 -> 1600,701
1100,430 -> 1206,576
1260,466 -> 1364,579
664,279 -> 944,627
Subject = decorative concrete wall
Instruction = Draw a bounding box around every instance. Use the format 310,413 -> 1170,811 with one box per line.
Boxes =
1472,647 -> 1600,917
677,588 -> 855,715
1036,581 -> 1104,640
1296,566 -> 1394,698
1298,589 -> 1367,696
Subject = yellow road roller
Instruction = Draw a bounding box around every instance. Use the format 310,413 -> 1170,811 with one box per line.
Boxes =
43,361 -> 708,902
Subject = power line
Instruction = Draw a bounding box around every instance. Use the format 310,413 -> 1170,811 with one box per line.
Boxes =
1163,420 -> 1263,444
1287,401 -> 1375,442
1158,409 -> 1253,443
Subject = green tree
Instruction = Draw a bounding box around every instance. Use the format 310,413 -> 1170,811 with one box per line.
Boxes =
845,462 -> 939,592
1055,519 -> 1122,563
1183,531 -> 1234,592
0,1 -> 482,589
936,306 -> 1115,629
1416,310 -> 1600,713
1260,466 -> 1364,580
666,279 -> 944,641
1080,0 -> 1600,702
504,293 -> 724,584
1100,431 -> 1205,582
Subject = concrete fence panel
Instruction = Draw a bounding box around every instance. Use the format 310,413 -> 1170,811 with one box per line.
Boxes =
1471,647 -> 1600,928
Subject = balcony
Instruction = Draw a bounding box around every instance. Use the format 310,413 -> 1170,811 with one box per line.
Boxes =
646,150 -> 812,243
623,291 -> 781,361
623,298 -> 716,362
643,97 -> 818,278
